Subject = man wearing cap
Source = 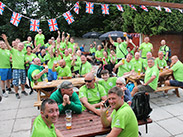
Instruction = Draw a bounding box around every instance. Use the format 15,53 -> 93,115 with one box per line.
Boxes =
50,81 -> 82,114
79,73 -> 107,116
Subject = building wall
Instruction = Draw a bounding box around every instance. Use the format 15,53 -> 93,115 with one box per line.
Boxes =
143,34 -> 183,61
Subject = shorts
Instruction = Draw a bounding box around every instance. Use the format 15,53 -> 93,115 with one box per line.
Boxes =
137,85 -> 154,92
170,80 -> 183,87
48,69 -> 57,81
0,68 -> 12,81
12,69 -> 26,86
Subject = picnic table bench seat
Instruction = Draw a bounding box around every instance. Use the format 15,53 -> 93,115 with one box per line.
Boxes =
155,86 -> 182,97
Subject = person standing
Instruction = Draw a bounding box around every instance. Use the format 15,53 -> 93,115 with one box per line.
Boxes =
159,40 -> 171,64
2,34 -> 28,99
139,37 -> 153,59
34,29 -> 45,47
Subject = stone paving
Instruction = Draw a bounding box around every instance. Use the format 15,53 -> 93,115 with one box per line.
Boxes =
0,87 -> 183,137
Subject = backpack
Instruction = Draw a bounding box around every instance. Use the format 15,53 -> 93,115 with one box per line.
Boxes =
126,82 -> 135,92
131,91 -> 152,120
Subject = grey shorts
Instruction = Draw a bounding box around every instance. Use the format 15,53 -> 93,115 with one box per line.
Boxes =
137,85 -> 154,92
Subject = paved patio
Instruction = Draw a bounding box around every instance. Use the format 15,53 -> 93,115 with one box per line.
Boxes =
0,87 -> 183,137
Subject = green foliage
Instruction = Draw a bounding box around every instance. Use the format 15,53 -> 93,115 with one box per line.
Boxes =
0,0 -> 182,43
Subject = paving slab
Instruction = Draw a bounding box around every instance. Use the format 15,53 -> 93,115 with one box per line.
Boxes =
157,117 -> 183,135
11,130 -> 30,137
13,117 -> 33,132
162,102 -> 183,116
0,119 -> 14,135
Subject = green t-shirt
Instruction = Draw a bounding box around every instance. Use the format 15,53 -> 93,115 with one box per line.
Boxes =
131,58 -> 143,73
79,83 -> 107,111
155,58 -> 167,68
171,61 -> 183,82
67,42 -> 75,51
25,53 -> 37,67
95,49 -> 104,61
0,49 -> 11,68
89,47 -> 96,54
79,61 -> 92,75
44,43 -> 51,49
117,60 -> 134,77
110,103 -> 138,137
159,45 -> 170,60
59,41 -> 67,53
55,65 -> 72,78
23,41 -> 33,48
73,55 -> 81,71
144,65 -> 159,90
102,56 -> 110,64
10,48 -> 25,69
113,42 -> 127,59
35,34 -> 45,46
63,54 -> 72,68
139,42 -> 153,58
38,54 -> 47,63
30,115 -> 57,137
98,77 -> 117,94
31,69 -> 43,87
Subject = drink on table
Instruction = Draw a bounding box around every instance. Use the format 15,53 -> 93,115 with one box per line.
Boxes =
166,66 -> 169,70
160,67 -> 163,72
138,69 -> 141,75
122,58 -> 125,64
65,110 -> 72,129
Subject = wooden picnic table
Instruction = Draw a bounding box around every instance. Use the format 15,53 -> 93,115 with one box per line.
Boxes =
54,110 -> 152,137
32,77 -> 85,107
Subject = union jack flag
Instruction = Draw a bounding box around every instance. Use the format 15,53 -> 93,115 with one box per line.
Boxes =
178,9 -> 183,13
86,2 -> 94,14
116,5 -> 124,12
101,4 -> 109,15
164,7 -> 172,13
140,5 -> 148,12
63,11 -> 75,24
74,2 -> 79,14
10,12 -> 22,27
155,6 -> 161,11
0,2 -> 5,15
48,19 -> 58,31
128,4 -> 137,11
30,19 -> 40,32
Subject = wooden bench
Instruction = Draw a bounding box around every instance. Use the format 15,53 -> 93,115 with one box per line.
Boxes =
34,101 -> 42,107
155,86 -> 180,97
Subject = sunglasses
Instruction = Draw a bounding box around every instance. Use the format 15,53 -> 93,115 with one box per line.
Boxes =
116,83 -> 123,86
84,79 -> 93,83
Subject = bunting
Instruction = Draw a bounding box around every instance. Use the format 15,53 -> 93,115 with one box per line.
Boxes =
63,11 -> 74,24
178,9 -> 183,13
101,4 -> 109,15
116,5 -> 124,12
74,2 -> 79,14
128,4 -> 137,11
164,7 -> 172,13
155,6 -> 162,11
140,5 -> 148,12
30,19 -> 40,32
10,12 -> 22,27
86,2 -> 94,14
0,2 -> 5,15
48,19 -> 58,31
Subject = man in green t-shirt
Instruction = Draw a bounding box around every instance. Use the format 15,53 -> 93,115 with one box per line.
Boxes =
79,55 -> 92,76
114,53 -> 134,77
159,40 -> 170,63
131,58 -> 159,96
50,81 -> 82,114
79,73 -> 107,116
160,56 -> 183,88
95,45 -> 104,64
139,37 -> 153,59
109,32 -> 129,61
155,51 -> 167,70
131,52 -> 143,73
31,98 -> 64,137
34,29 -> 45,47
100,86 -> 138,137
52,59 -> 72,79
2,34 -> 28,99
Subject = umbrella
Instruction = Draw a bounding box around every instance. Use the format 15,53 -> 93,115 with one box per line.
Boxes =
99,31 -> 131,41
82,32 -> 102,39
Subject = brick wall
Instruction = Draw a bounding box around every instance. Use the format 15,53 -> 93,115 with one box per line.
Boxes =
142,34 -> 183,62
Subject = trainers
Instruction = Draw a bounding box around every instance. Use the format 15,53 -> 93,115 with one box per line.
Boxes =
0,96 -> 2,102
21,91 -> 28,96
2,92 -> 8,98
8,91 -> 15,94
15,93 -> 20,99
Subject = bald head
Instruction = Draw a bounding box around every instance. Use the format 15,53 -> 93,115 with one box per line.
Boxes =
161,40 -> 166,45
146,52 -> 152,59
171,55 -> 178,64
135,52 -> 140,60
59,59 -> 66,68
158,51 -> 164,60
34,58 -> 41,66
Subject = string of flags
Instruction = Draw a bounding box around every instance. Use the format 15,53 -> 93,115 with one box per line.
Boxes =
0,1 -> 182,32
